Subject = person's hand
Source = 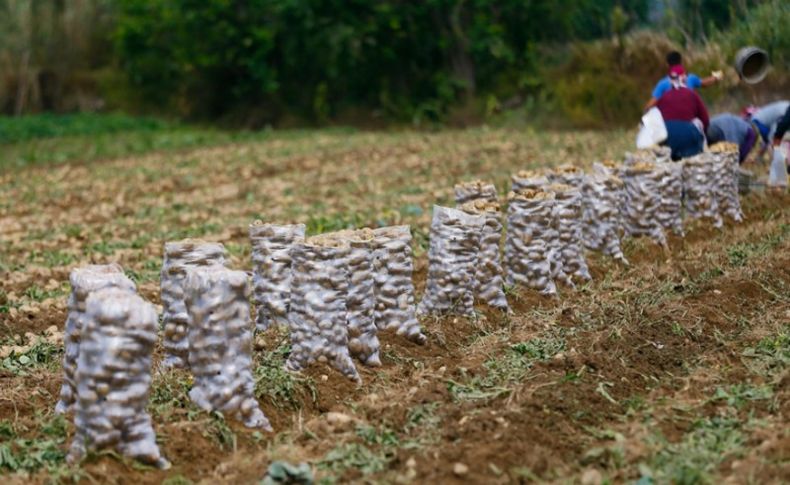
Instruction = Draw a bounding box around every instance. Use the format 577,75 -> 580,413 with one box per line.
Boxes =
711,70 -> 723,81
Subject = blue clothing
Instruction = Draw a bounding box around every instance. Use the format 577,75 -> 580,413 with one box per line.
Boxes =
664,120 -> 704,160
652,74 -> 702,99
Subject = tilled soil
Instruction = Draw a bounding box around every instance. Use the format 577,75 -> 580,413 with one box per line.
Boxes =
0,129 -> 788,484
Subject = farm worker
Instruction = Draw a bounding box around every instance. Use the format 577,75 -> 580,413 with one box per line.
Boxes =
656,65 -> 710,160
644,50 -> 722,111
706,113 -> 758,163
750,100 -> 790,145
771,103 -> 790,178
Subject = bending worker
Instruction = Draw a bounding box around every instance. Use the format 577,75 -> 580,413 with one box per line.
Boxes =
706,113 -> 758,163
656,65 -> 710,160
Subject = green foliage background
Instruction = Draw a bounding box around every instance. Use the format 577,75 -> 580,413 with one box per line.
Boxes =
0,0 -> 788,127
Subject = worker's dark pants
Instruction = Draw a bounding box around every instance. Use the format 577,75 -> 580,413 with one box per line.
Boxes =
739,126 -> 757,163
665,120 -> 704,160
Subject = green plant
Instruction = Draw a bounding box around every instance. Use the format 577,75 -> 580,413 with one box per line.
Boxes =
1,339 -> 62,376
254,343 -> 316,410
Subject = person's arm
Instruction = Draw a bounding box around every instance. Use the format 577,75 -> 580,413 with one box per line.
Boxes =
694,72 -> 722,88
773,104 -> 790,145
645,79 -> 667,112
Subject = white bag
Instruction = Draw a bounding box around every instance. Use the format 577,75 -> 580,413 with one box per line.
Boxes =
768,145 -> 788,188
636,107 -> 668,149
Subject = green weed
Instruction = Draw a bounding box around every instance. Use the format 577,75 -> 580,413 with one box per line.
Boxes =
639,416 -> 745,485
710,384 -> 773,409
1,339 -> 62,376
254,343 -> 317,410
147,371 -> 198,420
0,415 -> 68,474
447,334 -> 566,401
204,412 -> 237,452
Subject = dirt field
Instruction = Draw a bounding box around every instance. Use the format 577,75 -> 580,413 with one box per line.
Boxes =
1,128 -> 788,484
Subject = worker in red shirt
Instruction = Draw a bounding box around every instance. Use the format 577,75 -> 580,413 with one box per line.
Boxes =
656,65 -> 710,160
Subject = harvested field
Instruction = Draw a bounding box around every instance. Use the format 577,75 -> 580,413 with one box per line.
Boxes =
1,128 -> 788,484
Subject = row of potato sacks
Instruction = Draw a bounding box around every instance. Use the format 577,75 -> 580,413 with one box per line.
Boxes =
55,224 -> 428,467
424,142 -> 742,305
53,142 -> 743,468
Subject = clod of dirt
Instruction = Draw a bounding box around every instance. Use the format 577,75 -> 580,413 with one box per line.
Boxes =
418,205 -> 483,316
68,287 -> 169,469
55,263 -> 136,415
324,411 -> 357,432
185,265 -> 272,430
452,462 -> 469,476
249,222 -> 306,331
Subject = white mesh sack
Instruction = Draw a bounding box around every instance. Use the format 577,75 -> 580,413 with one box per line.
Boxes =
683,154 -> 723,228
160,239 -> 228,369
581,172 -> 628,265
454,180 -> 498,205
504,189 -> 558,295
548,164 -> 587,187
313,229 -> 381,367
653,161 -> 685,237
709,143 -> 744,222
184,265 -> 272,430
620,162 -> 668,248
459,199 -> 510,310
285,238 -> 361,382
56,264 -> 136,415
371,226 -> 426,344
546,183 -> 591,285
67,287 -> 169,469
249,221 -> 306,331
511,169 -> 550,192
417,205 -> 484,316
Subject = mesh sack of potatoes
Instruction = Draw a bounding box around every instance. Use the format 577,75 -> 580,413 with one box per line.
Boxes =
417,205 -> 485,316
160,239 -> 228,369
652,160 -> 685,237
504,189 -> 558,295
68,287 -> 169,469
581,173 -> 628,265
454,180 -> 498,205
548,164 -> 587,188
511,169 -> 550,192
184,265 -> 272,429
709,142 -> 744,222
249,222 -> 306,331
285,237 -> 361,382
592,159 -> 622,177
459,199 -> 510,310
371,226 -> 426,344
620,162 -> 668,248
56,264 -> 136,415
625,146 -> 671,165
546,183 -> 591,285
683,153 -> 723,228
309,229 -> 381,367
